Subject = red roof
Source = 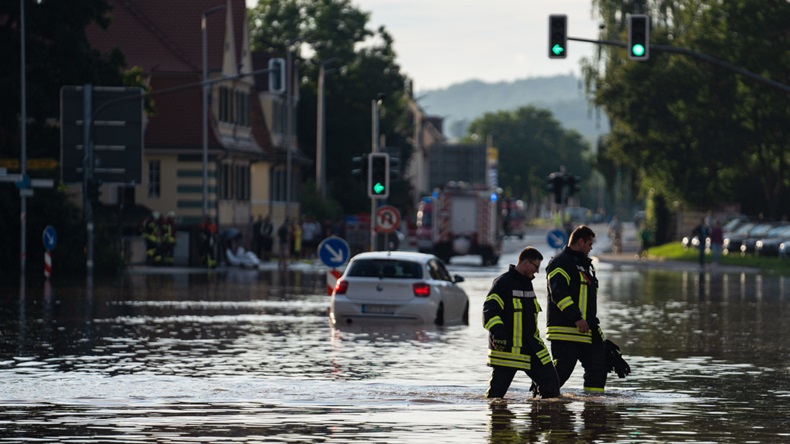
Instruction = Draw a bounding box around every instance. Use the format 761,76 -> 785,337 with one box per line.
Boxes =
86,0 -> 273,155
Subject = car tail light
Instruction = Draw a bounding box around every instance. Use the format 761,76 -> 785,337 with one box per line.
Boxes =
413,283 -> 431,297
334,279 -> 348,295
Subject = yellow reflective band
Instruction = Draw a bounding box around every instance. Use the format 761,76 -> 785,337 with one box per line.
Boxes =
548,267 -> 571,284
533,298 -> 542,313
513,298 -> 523,350
579,273 -> 588,319
488,349 -> 531,370
485,317 -> 504,331
584,386 -> 605,393
486,293 -> 505,310
557,296 -> 574,311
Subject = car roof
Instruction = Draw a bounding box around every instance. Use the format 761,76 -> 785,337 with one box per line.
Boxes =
350,251 -> 437,263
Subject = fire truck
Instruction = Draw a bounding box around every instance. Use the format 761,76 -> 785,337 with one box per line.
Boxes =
416,182 -> 503,266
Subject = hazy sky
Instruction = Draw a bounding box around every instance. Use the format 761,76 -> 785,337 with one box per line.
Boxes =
352,0 -> 601,91
246,1 -> 602,92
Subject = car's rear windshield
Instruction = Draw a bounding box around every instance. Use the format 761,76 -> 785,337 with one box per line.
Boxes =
347,260 -> 423,279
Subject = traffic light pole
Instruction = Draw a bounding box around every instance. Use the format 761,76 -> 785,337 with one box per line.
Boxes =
370,98 -> 380,251
567,36 -> 790,94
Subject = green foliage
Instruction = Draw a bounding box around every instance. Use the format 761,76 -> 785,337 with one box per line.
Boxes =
586,0 -> 790,218
464,105 -> 593,205
0,0 -> 127,281
249,0 -> 413,216
0,0 -> 124,160
647,242 -> 790,275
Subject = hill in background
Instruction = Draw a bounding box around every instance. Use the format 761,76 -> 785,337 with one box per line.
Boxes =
416,74 -> 609,148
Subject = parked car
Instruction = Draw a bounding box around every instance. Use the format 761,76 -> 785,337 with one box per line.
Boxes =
754,225 -> 790,257
330,251 -> 469,326
742,224 -> 790,255
723,222 -> 766,255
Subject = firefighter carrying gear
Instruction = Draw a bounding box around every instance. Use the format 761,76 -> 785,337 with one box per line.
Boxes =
484,264 -> 560,399
604,339 -> 631,378
546,244 -> 609,392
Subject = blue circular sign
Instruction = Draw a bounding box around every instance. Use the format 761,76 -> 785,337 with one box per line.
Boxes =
547,229 -> 567,249
43,225 -> 57,251
318,236 -> 350,268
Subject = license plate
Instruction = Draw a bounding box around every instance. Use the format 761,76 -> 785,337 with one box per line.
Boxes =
361,304 -> 396,314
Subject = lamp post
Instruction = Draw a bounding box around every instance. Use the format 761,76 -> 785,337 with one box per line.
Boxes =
316,57 -> 337,200
201,5 -> 225,218
19,0 -> 27,277
369,93 -> 384,251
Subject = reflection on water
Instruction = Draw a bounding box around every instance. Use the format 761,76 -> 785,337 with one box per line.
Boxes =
0,266 -> 789,442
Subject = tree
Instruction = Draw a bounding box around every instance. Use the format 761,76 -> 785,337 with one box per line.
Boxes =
249,0 -> 412,215
464,105 -> 593,206
0,0 -> 128,279
585,0 -> 790,218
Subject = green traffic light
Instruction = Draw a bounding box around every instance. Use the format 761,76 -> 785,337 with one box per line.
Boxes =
373,182 -> 385,194
552,44 -> 564,56
631,44 -> 645,57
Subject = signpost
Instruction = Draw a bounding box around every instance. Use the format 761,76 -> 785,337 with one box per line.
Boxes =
318,236 -> 350,269
42,225 -> 57,280
318,236 -> 350,296
547,228 -> 568,250
374,205 -> 400,234
60,85 -> 144,185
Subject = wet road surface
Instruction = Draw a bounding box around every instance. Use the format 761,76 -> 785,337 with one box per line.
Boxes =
1,231 -> 789,442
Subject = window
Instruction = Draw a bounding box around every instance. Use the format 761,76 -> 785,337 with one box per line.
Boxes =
270,167 -> 299,203
347,260 -> 423,279
428,259 -> 453,282
148,160 -> 160,198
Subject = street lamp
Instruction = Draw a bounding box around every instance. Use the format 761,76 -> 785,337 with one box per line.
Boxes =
202,5 -> 225,218
316,57 -> 338,200
369,93 -> 384,251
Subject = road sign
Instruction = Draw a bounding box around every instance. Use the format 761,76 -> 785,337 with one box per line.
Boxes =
374,205 -> 401,234
326,269 -> 342,295
60,86 -> 144,184
547,228 -> 567,249
318,236 -> 351,268
43,225 -> 57,252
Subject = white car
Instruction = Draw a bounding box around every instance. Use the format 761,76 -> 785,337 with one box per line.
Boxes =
330,251 -> 469,326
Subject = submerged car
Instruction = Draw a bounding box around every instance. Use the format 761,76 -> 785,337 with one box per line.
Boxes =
330,251 -> 469,326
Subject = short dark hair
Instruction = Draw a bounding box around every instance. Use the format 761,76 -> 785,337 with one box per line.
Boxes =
569,225 -> 596,245
518,246 -> 543,263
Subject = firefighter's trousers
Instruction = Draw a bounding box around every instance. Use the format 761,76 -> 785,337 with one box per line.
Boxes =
551,339 -> 608,392
486,359 -> 560,399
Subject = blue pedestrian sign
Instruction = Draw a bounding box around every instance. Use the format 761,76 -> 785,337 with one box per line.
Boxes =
318,236 -> 350,268
43,225 -> 57,252
547,229 -> 567,249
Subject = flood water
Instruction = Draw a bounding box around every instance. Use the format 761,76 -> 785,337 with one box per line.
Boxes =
1,242 -> 789,443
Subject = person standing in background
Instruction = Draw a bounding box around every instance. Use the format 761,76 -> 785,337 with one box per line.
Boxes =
710,220 -> 724,266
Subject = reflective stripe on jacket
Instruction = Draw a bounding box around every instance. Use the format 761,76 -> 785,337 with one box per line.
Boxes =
546,246 -> 601,344
483,265 -> 552,370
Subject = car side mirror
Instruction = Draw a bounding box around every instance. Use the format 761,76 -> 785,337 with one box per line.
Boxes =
453,275 -> 465,283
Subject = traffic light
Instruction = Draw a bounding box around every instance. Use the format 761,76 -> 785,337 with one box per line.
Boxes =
368,153 -> 389,199
87,177 -> 103,202
268,58 -> 286,93
565,175 -> 581,195
547,172 -> 565,204
352,154 -> 368,181
389,155 -> 401,180
627,14 -> 650,61
548,15 -> 567,59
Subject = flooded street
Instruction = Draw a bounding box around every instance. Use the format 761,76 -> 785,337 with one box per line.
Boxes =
1,237 -> 789,443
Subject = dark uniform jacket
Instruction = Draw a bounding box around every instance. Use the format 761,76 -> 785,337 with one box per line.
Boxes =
483,265 -> 552,370
546,246 -> 604,344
